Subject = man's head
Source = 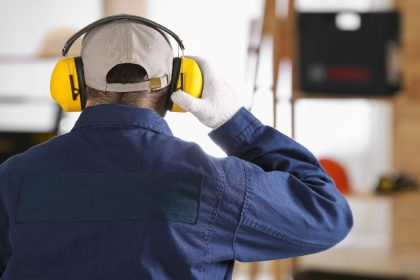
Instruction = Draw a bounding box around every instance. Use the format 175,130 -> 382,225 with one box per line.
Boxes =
81,20 -> 174,116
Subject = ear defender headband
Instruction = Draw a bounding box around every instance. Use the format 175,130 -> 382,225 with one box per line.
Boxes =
50,14 -> 203,112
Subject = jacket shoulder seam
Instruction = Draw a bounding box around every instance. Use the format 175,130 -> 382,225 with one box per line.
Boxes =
232,159 -> 249,259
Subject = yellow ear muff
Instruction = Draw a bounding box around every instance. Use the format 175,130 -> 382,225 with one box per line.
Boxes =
50,57 -> 84,112
171,57 -> 203,112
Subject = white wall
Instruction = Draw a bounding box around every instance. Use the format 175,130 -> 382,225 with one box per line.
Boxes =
0,0 -> 102,55
0,0 -> 102,132
147,0 -> 262,157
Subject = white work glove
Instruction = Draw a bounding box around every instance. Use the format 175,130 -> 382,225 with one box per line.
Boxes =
171,57 -> 242,129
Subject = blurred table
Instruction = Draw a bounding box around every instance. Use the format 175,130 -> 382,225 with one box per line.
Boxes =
298,192 -> 420,278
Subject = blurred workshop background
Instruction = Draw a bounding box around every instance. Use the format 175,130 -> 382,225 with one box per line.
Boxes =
0,0 -> 419,279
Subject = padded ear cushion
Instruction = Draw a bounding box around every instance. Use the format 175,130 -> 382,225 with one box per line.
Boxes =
74,57 -> 87,109
166,57 -> 182,111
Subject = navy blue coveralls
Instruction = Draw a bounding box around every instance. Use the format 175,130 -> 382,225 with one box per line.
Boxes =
0,104 -> 353,280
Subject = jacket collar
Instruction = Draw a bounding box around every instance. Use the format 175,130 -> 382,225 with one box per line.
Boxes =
71,104 -> 173,136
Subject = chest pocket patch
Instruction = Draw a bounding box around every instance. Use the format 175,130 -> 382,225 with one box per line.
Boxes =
17,172 -> 203,224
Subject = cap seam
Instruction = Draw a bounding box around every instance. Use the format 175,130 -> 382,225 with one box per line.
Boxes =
125,23 -> 129,62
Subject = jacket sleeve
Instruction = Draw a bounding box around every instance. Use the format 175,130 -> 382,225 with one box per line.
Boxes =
0,167 -> 12,276
209,108 -> 353,262
0,197 -> 10,277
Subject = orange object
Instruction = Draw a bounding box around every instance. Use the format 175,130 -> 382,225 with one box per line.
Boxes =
319,158 -> 351,194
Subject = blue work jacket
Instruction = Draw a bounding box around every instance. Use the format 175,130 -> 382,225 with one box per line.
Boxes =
0,104 -> 352,280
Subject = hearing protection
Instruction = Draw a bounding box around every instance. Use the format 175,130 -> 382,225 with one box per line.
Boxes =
50,15 -> 203,112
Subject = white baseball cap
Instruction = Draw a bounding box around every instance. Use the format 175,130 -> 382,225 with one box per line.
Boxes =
81,20 -> 173,92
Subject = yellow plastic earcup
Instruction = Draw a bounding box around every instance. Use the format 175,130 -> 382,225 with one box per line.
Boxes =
50,57 -> 83,112
172,57 -> 203,112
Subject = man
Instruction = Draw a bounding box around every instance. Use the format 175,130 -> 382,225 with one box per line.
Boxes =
0,18 -> 352,279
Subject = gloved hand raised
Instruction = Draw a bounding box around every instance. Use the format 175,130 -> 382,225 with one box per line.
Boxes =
171,57 -> 242,129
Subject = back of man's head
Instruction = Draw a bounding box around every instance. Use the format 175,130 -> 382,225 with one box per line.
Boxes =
80,20 -> 174,116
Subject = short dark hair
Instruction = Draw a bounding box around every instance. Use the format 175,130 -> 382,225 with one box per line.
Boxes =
86,63 -> 169,116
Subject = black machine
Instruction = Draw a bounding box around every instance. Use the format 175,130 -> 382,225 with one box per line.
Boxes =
0,131 -> 58,164
0,98 -> 61,164
298,11 -> 401,96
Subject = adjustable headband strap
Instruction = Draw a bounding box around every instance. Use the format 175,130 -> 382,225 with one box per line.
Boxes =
62,14 -> 185,56
105,75 -> 169,92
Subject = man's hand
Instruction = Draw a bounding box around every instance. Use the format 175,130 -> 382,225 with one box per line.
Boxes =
171,57 -> 242,129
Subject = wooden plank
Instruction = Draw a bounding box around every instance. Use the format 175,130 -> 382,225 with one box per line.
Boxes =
392,193 -> 420,258
103,0 -> 147,17
394,0 -> 420,96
